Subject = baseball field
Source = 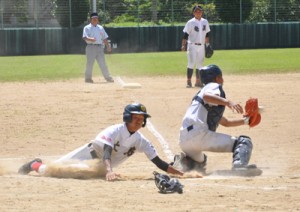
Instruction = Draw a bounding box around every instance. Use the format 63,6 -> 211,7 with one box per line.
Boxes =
1,49 -> 300,211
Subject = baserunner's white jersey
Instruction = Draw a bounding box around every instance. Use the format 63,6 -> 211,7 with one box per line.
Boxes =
92,123 -> 157,167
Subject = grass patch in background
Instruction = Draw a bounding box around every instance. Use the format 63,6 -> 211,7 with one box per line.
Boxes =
0,48 -> 299,82
0,55 -> 85,82
106,48 -> 300,76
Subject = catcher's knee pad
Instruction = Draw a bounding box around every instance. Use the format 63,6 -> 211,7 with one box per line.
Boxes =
232,135 -> 253,167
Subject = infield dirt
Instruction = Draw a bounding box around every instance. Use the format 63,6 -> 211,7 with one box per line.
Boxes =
1,74 -> 300,211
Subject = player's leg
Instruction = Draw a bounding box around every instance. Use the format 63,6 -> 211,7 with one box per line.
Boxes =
178,128 -> 234,168
194,130 -> 235,153
18,158 -> 43,175
85,45 -> 96,83
195,45 -> 205,87
173,128 -> 208,172
186,68 -> 193,88
173,148 -> 207,173
54,143 -> 94,163
191,131 -> 254,169
232,135 -> 254,169
18,143 -> 95,175
95,46 -> 114,82
186,45 -> 196,88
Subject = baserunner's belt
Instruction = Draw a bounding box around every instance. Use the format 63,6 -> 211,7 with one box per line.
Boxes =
187,125 -> 194,131
88,143 -> 99,159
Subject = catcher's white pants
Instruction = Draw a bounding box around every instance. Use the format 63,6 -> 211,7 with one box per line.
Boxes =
187,43 -> 205,69
179,125 -> 236,163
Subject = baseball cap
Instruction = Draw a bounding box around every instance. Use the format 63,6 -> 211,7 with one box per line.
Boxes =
192,5 -> 203,12
90,12 -> 98,18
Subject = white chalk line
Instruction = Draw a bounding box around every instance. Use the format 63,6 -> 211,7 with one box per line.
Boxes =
115,76 -> 125,87
116,76 -> 174,160
146,120 -> 174,161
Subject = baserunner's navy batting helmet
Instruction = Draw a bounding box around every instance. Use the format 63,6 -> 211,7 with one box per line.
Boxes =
200,65 -> 222,85
123,103 -> 151,127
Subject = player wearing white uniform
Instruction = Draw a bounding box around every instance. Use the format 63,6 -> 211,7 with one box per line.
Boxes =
18,103 -> 183,181
173,65 -> 257,173
181,5 -> 211,88
82,12 -> 114,83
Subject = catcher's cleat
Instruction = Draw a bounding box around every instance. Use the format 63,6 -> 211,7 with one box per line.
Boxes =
193,154 -> 207,173
172,153 -> 187,171
18,158 -> 42,175
172,152 -> 197,172
232,163 -> 257,170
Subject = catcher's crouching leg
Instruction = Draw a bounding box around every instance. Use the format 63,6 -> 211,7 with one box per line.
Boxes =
193,154 -> 207,173
172,152 -> 207,173
232,135 -> 256,169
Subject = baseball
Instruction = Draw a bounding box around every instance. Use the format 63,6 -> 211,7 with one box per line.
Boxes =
258,106 -> 265,113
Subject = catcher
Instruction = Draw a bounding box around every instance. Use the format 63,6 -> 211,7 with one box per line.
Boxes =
18,103 -> 183,181
173,64 -> 261,173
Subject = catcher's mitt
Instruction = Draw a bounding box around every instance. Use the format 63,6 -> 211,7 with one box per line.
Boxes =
205,43 -> 214,58
153,171 -> 183,194
244,98 -> 261,127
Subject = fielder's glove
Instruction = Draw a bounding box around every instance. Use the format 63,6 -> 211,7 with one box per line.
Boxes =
205,43 -> 214,58
153,171 -> 183,194
244,98 -> 261,127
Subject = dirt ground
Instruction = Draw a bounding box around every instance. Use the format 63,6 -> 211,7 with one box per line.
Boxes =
1,73 -> 300,212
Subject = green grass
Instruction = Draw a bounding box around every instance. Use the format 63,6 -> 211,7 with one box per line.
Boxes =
0,55 -> 86,82
0,48 -> 299,82
104,21 -> 185,27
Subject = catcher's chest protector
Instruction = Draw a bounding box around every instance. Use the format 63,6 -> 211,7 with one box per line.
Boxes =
194,85 -> 226,131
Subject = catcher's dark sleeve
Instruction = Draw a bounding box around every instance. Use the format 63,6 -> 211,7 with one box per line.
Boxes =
206,31 -> 210,38
151,156 -> 169,172
103,144 -> 113,160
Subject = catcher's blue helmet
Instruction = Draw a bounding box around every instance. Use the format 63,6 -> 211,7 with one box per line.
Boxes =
123,103 -> 151,127
200,65 -> 222,85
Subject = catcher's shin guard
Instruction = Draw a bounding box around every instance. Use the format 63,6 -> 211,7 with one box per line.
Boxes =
232,136 -> 253,168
